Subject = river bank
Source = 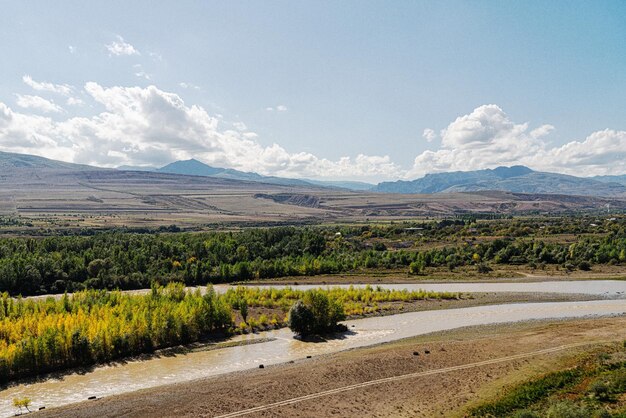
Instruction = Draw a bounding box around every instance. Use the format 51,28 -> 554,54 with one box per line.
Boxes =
34,316 -> 626,418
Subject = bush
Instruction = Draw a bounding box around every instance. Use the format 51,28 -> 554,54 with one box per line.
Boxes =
588,381 -> 610,400
545,401 -> 588,418
477,263 -> 493,274
288,290 -> 346,337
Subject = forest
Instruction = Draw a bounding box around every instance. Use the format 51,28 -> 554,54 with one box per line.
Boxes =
0,217 -> 624,296
0,284 -> 457,383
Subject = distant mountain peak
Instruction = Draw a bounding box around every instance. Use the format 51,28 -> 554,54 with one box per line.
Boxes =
157,159 -> 224,176
492,165 -> 533,178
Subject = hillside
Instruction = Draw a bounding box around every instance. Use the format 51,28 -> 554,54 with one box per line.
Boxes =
0,151 -> 99,171
375,166 -> 626,197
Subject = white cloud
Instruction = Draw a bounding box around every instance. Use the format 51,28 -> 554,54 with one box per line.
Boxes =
105,36 -> 140,56
422,128 -> 437,142
66,97 -> 84,106
133,65 -> 151,80
3,83 -> 625,181
15,94 -> 63,113
22,75 -> 73,96
179,82 -> 200,90
530,124 -> 554,139
266,105 -> 288,112
540,129 -> 626,176
0,83 -> 402,180
408,104 -> 626,178
68,45 -> 76,54
232,121 -> 247,131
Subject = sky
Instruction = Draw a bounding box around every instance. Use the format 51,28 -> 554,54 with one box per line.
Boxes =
1,1 -> 626,182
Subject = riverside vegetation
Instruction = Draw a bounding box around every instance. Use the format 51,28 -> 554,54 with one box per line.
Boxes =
0,284 -> 458,383
0,216 -> 624,297
469,342 -> 626,417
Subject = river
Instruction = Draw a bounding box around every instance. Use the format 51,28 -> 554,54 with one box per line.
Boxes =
1,281 -> 626,416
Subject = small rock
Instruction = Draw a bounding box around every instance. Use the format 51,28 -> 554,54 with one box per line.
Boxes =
413,351 -> 420,356
88,396 -> 97,400
306,355 -> 312,359
424,350 -> 430,354
259,364 -> 264,369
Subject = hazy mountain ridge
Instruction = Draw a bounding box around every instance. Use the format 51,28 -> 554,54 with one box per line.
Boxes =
2,151 -> 625,197
593,174 -> 626,186
154,159 -> 374,190
375,166 -> 626,197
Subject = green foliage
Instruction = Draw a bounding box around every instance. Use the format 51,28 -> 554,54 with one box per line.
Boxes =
0,217 -> 624,297
0,283 -> 232,383
469,369 -> 582,416
288,290 -> 346,337
545,400 -> 589,418
0,284 -> 456,382
13,397 -> 31,413
470,343 -> 626,417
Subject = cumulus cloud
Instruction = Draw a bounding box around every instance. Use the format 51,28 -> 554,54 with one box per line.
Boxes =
422,128 -> 437,142
3,81 -> 625,181
15,94 -> 63,113
408,104 -> 626,178
0,83 -> 402,180
66,97 -> 84,106
105,36 -> 140,56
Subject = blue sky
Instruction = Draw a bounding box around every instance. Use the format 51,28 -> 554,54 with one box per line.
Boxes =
1,1 -> 625,181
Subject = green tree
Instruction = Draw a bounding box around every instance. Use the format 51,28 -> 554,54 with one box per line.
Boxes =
288,290 -> 345,337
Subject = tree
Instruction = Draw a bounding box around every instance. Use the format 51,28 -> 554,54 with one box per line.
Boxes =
287,300 -> 314,336
288,290 -> 346,337
13,397 -> 31,414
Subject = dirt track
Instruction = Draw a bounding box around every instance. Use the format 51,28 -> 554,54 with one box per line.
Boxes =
36,316 -> 626,418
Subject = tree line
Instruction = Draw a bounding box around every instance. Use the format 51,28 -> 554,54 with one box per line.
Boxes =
0,219 -> 624,296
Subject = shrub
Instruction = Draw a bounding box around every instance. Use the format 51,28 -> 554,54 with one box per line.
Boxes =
288,290 -> 346,337
477,263 -> 493,274
545,401 -> 588,418
588,381 -> 610,400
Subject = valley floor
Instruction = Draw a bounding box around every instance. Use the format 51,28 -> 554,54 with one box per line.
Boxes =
35,316 -> 626,418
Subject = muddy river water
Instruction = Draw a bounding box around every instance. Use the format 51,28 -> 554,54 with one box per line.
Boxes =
2,281 -> 626,416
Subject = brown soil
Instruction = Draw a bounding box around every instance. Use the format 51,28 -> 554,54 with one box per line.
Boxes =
244,265 -> 626,286
36,316 -> 626,418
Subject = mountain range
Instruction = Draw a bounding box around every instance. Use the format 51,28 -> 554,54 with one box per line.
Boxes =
1,151 -> 625,198
155,159 -> 374,190
375,165 -> 626,197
